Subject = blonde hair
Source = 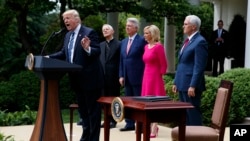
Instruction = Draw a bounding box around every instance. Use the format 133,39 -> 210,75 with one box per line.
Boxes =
144,25 -> 160,42
62,9 -> 81,23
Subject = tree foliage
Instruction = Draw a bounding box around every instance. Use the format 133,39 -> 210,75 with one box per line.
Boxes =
0,0 -> 214,114
0,0 -> 214,81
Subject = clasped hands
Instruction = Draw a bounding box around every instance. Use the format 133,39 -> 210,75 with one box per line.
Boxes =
216,37 -> 224,42
81,36 -> 91,51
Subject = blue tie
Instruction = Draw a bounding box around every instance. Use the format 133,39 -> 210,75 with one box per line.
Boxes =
68,32 -> 75,63
218,29 -> 222,37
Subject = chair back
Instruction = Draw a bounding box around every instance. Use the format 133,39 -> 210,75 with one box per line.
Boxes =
211,80 -> 233,141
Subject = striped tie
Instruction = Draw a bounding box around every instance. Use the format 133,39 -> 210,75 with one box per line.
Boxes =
126,38 -> 132,54
68,32 -> 75,63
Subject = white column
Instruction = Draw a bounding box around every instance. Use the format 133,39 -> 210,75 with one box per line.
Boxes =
164,18 -> 176,73
213,0 -> 222,29
245,0 -> 250,68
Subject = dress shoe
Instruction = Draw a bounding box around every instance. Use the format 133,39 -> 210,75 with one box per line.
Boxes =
150,126 -> 159,138
77,119 -> 83,126
101,122 -> 117,128
110,122 -> 117,128
120,126 -> 135,131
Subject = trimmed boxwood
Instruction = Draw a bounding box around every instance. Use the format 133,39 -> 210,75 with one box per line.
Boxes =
0,71 -> 75,111
218,68 -> 250,124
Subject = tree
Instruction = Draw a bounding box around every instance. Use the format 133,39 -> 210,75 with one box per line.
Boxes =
0,0 -> 58,80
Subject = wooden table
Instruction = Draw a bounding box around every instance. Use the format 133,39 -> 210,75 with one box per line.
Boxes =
97,97 -> 194,141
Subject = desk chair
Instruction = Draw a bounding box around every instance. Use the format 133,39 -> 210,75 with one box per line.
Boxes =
171,80 -> 233,141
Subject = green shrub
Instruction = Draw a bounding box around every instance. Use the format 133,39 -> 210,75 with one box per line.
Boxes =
0,132 -> 14,141
164,74 -> 178,100
0,105 -> 36,126
165,68 -> 250,126
59,74 -> 76,109
219,68 -> 250,123
8,71 -> 40,111
0,71 -> 76,111
0,82 -> 18,111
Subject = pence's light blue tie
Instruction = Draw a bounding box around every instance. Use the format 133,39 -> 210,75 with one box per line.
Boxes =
68,32 -> 75,63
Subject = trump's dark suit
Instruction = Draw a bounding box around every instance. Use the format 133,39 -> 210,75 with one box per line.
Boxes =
174,32 -> 208,125
49,25 -> 103,141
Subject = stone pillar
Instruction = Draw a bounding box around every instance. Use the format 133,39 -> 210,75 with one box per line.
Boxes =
164,18 -> 176,73
107,12 -> 119,39
139,0 -> 152,34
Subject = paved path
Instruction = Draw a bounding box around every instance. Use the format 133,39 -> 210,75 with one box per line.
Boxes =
0,121 -> 229,141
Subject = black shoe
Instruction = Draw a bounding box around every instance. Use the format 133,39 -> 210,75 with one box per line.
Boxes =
120,126 -> 135,131
100,123 -> 104,128
77,119 -> 83,126
110,122 -> 116,128
101,122 -> 117,128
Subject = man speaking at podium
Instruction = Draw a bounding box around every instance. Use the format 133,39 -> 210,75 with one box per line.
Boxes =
48,9 -> 104,141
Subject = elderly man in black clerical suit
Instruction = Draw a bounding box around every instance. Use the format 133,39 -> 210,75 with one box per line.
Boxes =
99,24 -> 121,128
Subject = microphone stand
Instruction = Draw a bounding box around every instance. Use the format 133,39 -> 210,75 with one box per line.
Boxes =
40,32 -> 56,55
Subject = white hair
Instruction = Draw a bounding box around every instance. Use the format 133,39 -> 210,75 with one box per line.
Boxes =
127,17 -> 140,29
186,15 -> 201,30
102,24 -> 114,31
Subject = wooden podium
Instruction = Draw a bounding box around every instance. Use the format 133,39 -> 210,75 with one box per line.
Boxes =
25,54 -> 82,141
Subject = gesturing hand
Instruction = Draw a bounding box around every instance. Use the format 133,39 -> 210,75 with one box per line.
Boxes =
81,36 -> 91,51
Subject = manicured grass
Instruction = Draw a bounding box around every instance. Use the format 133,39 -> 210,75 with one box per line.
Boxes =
61,109 -> 80,123
61,109 -> 104,123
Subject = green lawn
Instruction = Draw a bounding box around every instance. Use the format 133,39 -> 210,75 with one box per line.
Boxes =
61,109 -> 104,123
61,109 -> 80,123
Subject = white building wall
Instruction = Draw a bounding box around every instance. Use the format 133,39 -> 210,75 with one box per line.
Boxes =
245,0 -> 250,68
210,0 -> 247,70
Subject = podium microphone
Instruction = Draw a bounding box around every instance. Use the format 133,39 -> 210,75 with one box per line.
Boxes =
40,28 -> 65,55
54,28 -> 65,36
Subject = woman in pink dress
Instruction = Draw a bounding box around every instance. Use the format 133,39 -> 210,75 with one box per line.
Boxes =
141,25 -> 168,138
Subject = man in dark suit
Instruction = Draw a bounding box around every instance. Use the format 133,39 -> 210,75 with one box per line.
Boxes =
210,20 -> 229,76
119,17 -> 147,131
48,9 -> 103,141
172,15 -> 208,125
100,24 -> 121,128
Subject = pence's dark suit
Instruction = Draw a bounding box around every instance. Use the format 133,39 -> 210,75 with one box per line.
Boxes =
174,32 -> 208,125
49,25 -> 103,141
